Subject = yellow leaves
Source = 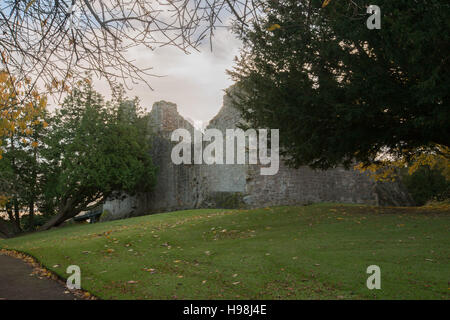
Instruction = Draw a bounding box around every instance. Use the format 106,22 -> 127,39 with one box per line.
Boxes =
354,161 -> 400,182
0,194 -> 9,206
39,96 -> 47,108
354,144 -> 450,182
12,111 -> 20,120
18,120 -> 27,130
31,90 -> 39,99
267,24 -> 281,31
408,145 -> 450,180
0,73 -> 47,159
0,72 -> 8,83
322,0 -> 332,8
51,78 -> 58,89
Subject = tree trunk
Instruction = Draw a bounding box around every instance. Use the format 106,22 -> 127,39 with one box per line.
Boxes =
40,198 -> 79,231
13,198 -> 22,233
28,199 -> 35,230
39,196 -> 104,232
29,141 -> 37,231
6,202 -> 21,234
40,210 -> 81,231
0,219 -> 13,238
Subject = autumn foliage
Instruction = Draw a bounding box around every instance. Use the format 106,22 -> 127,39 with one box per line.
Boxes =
0,71 -> 47,208
355,145 -> 450,182
0,71 -> 47,158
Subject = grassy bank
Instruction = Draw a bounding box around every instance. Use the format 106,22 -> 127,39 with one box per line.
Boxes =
1,204 -> 449,299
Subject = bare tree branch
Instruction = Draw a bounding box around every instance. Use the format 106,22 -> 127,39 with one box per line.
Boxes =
0,0 -> 262,97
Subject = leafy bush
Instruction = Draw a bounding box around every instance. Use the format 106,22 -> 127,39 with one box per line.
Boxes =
401,166 -> 449,206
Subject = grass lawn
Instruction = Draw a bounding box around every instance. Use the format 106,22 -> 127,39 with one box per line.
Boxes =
1,203 -> 449,299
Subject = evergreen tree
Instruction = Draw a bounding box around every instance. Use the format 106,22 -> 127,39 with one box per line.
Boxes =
229,0 -> 449,169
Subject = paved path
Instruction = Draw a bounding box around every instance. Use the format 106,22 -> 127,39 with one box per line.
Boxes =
0,254 -> 76,300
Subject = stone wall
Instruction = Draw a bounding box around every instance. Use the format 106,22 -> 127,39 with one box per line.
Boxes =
102,91 -> 413,221
103,101 -> 207,219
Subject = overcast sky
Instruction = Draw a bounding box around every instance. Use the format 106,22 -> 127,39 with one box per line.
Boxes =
92,26 -> 242,128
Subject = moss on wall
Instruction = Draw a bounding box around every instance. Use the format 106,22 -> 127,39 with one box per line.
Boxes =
99,209 -> 112,222
204,192 -> 247,209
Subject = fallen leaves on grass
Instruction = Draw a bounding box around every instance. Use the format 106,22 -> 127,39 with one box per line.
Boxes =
142,268 -> 156,274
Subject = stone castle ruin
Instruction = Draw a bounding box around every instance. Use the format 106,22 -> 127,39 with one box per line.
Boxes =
102,88 -> 413,221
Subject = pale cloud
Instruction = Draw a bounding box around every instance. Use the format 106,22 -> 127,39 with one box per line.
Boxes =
92,26 -> 242,125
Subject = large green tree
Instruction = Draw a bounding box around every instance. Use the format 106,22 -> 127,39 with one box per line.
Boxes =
39,81 -> 156,230
229,0 -> 449,169
0,103 -> 48,235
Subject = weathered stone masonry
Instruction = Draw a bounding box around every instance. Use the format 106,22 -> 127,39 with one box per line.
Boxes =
102,90 -> 413,220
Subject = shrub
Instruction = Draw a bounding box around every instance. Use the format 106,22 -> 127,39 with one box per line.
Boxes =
401,165 -> 449,206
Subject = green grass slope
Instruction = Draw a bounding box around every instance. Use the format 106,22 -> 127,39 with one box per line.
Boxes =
1,204 -> 449,299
